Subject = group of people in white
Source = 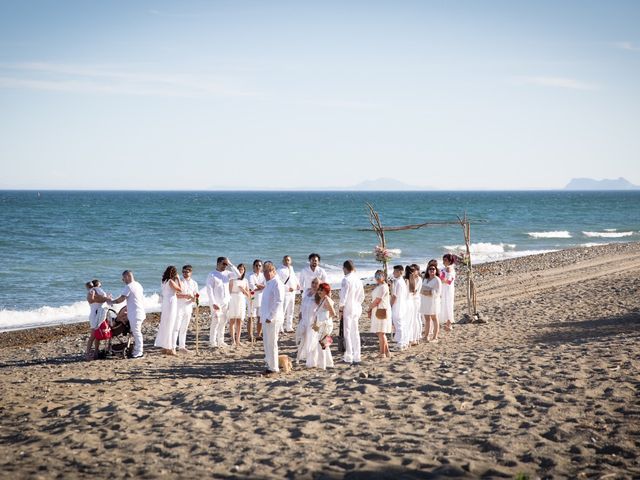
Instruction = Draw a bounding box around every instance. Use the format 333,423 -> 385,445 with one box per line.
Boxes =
85,252 -> 456,374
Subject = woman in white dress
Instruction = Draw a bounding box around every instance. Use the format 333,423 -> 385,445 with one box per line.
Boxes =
421,264 -> 442,342
368,270 -> 392,358
247,259 -> 265,341
85,279 -> 111,360
404,265 -> 420,346
306,283 -> 336,370
410,264 -> 423,343
229,264 -> 251,347
154,266 -> 182,355
440,254 -> 456,332
296,277 -> 320,363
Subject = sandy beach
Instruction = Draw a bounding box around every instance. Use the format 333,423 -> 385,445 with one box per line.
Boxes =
1,242 -> 639,479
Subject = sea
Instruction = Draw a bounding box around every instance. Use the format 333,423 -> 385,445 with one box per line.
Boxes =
1,190 -> 639,331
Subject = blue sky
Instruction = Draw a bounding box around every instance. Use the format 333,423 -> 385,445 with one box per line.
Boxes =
0,0 -> 639,189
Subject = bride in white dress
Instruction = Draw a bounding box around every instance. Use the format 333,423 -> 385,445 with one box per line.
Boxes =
297,277 -> 320,363
306,283 -> 336,370
154,266 -> 182,355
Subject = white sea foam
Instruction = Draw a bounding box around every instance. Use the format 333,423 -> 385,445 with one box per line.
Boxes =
527,231 -> 572,239
604,228 -> 617,232
583,231 -> 634,238
443,242 -> 557,264
0,294 -> 161,332
580,242 -> 610,248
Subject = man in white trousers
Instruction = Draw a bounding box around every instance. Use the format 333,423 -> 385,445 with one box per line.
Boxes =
109,270 -> 146,359
174,264 -> 198,352
391,264 -> 408,350
339,260 -> 365,364
260,261 -> 285,374
277,255 -> 299,333
206,257 -> 239,348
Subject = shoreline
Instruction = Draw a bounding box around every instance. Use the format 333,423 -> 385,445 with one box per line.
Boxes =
1,241 -> 639,478
1,241 -> 638,340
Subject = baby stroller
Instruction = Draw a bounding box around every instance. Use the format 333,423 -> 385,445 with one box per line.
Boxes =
104,306 -> 133,359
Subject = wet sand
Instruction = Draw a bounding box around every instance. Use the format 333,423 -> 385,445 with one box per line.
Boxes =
1,242 -> 639,479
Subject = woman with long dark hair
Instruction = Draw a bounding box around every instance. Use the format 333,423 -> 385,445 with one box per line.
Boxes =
229,263 -> 250,347
154,265 -> 182,355
420,264 -> 442,342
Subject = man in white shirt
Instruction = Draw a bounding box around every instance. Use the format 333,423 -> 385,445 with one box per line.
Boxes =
206,257 -> 240,348
260,261 -> 285,374
276,255 -> 299,333
174,264 -> 199,352
391,265 -> 408,350
339,260 -> 365,364
109,270 -> 146,359
298,253 -> 328,292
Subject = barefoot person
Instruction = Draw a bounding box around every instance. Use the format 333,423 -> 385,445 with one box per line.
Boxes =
440,253 -> 457,331
154,266 -> 182,356
339,260 -> 365,365
368,270 -> 391,358
421,264 -> 442,342
85,279 -> 111,360
175,265 -> 198,353
391,264 -> 409,351
260,261 -> 285,374
247,259 -> 265,341
277,255 -> 299,333
228,264 -> 250,347
109,270 -> 146,359
306,283 -> 336,370
206,257 -> 240,348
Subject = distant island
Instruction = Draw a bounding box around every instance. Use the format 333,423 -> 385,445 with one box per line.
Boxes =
565,177 -> 639,190
340,178 -> 432,191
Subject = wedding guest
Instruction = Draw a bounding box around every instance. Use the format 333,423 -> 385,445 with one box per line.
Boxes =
421,264 -> 442,342
85,279 -> 111,360
298,253 -> 328,292
228,264 -> 250,347
247,259 -> 265,341
410,264 -> 423,343
154,266 -> 182,356
440,253 -> 457,332
391,264 -> 409,350
175,265 -> 198,353
109,270 -> 146,359
260,261 -> 285,374
368,270 -> 391,358
206,257 -> 240,348
403,265 -> 417,346
296,277 -> 320,363
339,260 -> 365,365
277,255 -> 299,333
306,283 -> 336,370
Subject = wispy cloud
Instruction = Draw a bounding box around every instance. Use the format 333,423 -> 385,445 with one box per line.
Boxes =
612,41 -> 640,52
0,62 -> 259,98
516,76 -> 599,91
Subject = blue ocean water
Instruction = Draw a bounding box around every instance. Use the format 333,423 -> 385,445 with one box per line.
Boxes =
0,190 -> 639,330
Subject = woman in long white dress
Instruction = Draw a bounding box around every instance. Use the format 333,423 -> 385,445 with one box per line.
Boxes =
229,264 -> 250,347
420,264 -> 442,342
247,259 -> 265,341
306,283 -> 335,370
154,266 -> 182,355
411,264 -> 423,343
404,265 -> 420,346
440,254 -> 456,332
368,270 -> 392,358
296,277 -> 320,363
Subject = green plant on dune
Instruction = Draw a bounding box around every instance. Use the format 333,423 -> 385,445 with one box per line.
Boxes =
514,473 -> 529,480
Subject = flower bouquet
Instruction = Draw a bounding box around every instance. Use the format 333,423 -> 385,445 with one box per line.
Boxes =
374,245 -> 393,263
194,292 -> 200,307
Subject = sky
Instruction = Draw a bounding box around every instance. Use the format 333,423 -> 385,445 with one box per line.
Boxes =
0,0 -> 639,190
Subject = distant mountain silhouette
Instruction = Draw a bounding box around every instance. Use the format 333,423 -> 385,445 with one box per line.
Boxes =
565,177 -> 639,190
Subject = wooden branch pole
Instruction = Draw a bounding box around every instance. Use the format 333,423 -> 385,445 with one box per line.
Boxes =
194,304 -> 200,355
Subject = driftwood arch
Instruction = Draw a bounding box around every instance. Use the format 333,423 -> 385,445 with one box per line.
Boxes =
363,202 -> 482,322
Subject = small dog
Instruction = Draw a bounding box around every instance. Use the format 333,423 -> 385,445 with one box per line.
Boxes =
278,354 -> 293,373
